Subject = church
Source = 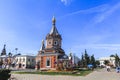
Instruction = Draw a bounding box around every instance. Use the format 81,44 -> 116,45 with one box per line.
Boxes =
36,17 -> 69,70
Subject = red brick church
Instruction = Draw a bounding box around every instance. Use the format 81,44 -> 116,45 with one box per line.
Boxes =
36,17 -> 69,70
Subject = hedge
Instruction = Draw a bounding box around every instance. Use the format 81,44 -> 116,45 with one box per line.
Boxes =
0,69 -> 11,80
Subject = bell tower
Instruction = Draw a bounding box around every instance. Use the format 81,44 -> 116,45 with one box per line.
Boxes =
46,16 -> 62,49
1,44 -> 6,56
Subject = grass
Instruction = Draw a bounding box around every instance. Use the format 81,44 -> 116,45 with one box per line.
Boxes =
12,69 -> 92,76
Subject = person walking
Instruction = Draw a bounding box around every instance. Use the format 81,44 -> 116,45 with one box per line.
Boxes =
116,67 -> 120,73
106,65 -> 110,72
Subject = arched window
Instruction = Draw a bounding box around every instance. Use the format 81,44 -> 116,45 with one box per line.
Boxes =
19,58 -> 21,62
23,58 -> 25,62
46,58 -> 50,67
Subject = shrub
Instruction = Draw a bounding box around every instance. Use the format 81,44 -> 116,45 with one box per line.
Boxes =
0,69 -> 11,80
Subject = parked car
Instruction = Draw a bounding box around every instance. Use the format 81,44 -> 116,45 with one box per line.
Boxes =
116,67 -> 120,73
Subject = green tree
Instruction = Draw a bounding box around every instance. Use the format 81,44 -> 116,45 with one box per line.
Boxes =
0,58 -> 3,66
95,60 -> 100,66
115,54 -> 120,67
81,54 -> 85,67
84,49 -> 90,67
90,55 -> 96,68
0,69 -> 11,80
8,52 -> 12,57
104,60 -> 110,65
110,54 -> 115,57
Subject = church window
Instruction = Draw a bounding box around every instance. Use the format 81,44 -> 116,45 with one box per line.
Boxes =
32,59 -> 34,62
28,58 -> 30,62
46,58 -> 50,67
23,58 -> 25,62
19,58 -> 21,62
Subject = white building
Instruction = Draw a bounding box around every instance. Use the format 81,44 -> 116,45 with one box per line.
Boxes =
15,55 -> 36,69
69,53 -> 80,66
98,57 -> 115,67
72,55 -> 80,66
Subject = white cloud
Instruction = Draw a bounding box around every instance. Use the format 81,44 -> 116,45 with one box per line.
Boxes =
65,43 -> 120,58
61,0 -> 72,5
72,44 -> 120,51
60,4 -> 109,19
63,2 -> 120,24
65,4 -> 109,16
94,2 -> 120,24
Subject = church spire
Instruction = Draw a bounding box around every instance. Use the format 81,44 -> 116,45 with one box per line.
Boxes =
50,16 -> 59,35
40,40 -> 45,51
52,16 -> 56,25
1,44 -> 6,56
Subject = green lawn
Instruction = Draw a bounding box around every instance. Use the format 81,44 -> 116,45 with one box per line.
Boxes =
12,69 -> 92,76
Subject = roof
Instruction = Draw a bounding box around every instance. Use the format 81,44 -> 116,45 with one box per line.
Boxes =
40,40 -> 45,50
58,54 -> 69,60
16,55 -> 35,57
0,55 -> 9,58
50,26 -> 59,35
50,16 -> 59,35
99,57 -> 115,60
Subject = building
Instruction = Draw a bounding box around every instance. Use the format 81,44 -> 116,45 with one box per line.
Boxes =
0,44 -> 12,69
36,16 -> 69,70
98,57 -> 115,67
68,52 -> 80,67
72,54 -> 80,66
1,44 -> 6,56
15,55 -> 35,69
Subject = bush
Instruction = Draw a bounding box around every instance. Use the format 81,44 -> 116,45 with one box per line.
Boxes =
0,69 -> 11,80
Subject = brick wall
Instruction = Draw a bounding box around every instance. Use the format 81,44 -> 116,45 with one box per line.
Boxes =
40,55 -> 57,69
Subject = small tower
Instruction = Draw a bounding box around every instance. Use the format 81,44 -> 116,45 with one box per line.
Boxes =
1,44 -> 6,56
40,39 -> 45,51
46,16 -> 62,49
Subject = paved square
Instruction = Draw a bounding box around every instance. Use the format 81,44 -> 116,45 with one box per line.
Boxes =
11,68 -> 120,80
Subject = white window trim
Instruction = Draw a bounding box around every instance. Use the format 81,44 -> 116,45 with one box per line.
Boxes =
46,57 -> 51,67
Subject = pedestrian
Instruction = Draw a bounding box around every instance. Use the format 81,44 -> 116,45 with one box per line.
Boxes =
116,67 -> 120,73
106,65 -> 110,72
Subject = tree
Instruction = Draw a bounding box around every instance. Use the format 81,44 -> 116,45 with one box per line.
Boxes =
90,55 -> 96,68
104,60 -> 110,65
115,54 -> 120,67
110,54 -> 120,67
8,52 -> 12,57
0,58 -> 3,66
110,54 -> 115,57
81,53 -> 85,67
84,49 -> 90,65
95,60 -> 100,66
0,69 -> 11,80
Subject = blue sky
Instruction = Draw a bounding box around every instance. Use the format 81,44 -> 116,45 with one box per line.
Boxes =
0,0 -> 120,59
